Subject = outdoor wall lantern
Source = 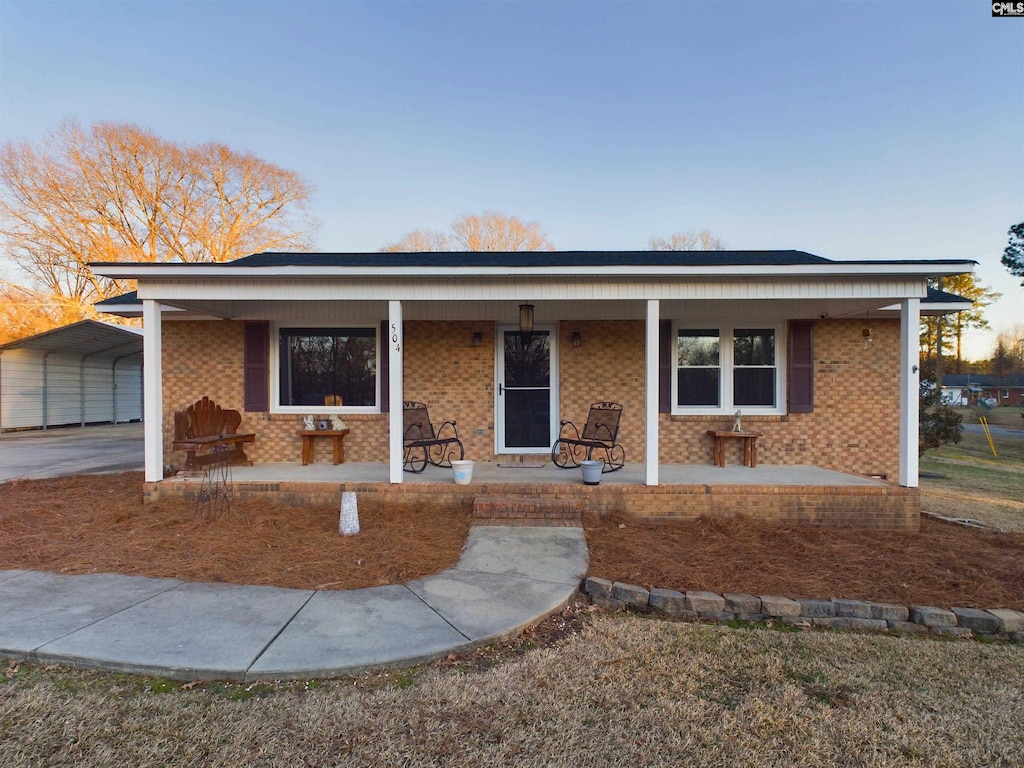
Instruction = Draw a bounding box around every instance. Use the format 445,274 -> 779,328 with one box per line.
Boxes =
862,327 -> 874,349
571,330 -> 582,347
519,303 -> 535,334
471,332 -> 482,347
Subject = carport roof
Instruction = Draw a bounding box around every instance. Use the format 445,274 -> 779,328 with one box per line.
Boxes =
0,320 -> 143,358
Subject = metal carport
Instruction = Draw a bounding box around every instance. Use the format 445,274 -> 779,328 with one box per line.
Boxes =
0,320 -> 143,432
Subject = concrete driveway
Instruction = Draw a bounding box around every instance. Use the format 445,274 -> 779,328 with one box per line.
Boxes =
0,423 -> 144,483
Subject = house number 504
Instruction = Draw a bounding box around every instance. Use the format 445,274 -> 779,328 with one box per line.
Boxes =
391,323 -> 400,352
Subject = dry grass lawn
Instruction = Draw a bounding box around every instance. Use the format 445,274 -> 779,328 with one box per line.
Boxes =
920,424 -> 1024,533
3,614 -> 1022,767
2,454 -> 1024,766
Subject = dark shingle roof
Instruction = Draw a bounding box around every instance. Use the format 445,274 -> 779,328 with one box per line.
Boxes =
95,291 -> 139,306
942,374 -> 1024,388
225,250 -> 834,268
925,287 -> 972,304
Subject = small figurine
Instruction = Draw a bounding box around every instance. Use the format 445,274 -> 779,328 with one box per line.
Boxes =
331,414 -> 347,431
302,415 -> 315,431
732,410 -> 743,433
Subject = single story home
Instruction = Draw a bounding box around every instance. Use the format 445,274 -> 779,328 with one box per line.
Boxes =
92,250 -> 974,529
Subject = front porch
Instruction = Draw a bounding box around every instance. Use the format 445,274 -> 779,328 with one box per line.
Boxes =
145,462 -> 920,530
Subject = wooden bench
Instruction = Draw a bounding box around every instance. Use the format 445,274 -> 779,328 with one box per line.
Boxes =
706,430 -> 764,468
297,429 -> 350,466
172,396 -> 255,471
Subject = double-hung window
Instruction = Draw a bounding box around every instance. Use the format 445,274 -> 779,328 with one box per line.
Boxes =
275,326 -> 379,412
673,324 -> 784,414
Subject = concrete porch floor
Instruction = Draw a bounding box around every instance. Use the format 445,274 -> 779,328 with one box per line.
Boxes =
213,461 -> 889,487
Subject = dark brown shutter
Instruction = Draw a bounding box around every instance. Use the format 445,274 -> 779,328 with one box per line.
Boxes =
659,319 -> 672,413
787,320 -> 814,413
243,322 -> 270,412
379,320 -> 389,413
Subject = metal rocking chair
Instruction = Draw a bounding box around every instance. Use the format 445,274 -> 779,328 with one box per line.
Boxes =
402,401 -> 465,473
551,401 -> 625,472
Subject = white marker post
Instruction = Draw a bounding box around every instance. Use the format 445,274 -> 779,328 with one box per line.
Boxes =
339,491 -> 359,536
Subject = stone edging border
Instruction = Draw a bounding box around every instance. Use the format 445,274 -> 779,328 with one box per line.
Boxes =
583,578 -> 1024,642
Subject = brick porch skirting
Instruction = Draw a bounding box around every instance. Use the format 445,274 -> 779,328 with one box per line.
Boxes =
144,480 -> 920,531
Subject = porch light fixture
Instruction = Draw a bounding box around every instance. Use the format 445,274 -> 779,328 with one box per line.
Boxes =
571,330 -> 582,347
471,332 -> 482,347
862,327 -> 874,349
519,303 -> 535,334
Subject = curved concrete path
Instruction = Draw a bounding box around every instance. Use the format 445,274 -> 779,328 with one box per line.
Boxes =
0,526 -> 587,681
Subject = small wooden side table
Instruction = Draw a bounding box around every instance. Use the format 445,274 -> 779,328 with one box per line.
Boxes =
298,429 -> 350,466
706,430 -> 764,468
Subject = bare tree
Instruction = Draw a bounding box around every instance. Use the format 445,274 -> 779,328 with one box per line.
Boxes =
0,119 -> 318,313
649,229 -> 727,251
0,281 -> 93,345
381,211 -> 554,252
991,325 -> 1024,376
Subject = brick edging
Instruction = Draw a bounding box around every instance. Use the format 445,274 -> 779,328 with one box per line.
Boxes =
582,578 -> 1024,642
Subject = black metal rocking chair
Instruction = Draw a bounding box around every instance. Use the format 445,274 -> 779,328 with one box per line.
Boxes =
551,401 -> 625,473
402,401 -> 465,473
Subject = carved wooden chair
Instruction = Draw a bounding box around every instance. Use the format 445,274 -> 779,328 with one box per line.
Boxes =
402,401 -> 464,473
172,396 -> 255,470
551,401 -> 625,472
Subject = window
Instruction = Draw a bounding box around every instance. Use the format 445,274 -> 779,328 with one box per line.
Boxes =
277,327 -> 378,410
673,325 -> 783,414
733,328 -> 776,407
676,329 -> 720,407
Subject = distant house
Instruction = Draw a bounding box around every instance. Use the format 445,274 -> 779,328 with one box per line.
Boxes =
941,374 -> 1024,408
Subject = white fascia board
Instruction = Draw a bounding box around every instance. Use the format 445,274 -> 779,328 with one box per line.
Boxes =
91,261 -> 977,281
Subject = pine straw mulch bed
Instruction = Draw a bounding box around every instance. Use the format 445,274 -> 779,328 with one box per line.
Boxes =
1,473 -> 1022,611
0,473 -> 470,590
584,511 -> 1024,611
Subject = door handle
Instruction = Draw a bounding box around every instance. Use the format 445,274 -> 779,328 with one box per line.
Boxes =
498,383 -> 504,396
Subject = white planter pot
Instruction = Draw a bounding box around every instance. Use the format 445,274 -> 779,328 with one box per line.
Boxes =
451,460 -> 475,485
581,460 -> 603,485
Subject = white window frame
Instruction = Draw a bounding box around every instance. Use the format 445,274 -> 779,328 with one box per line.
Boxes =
270,322 -> 381,415
671,322 -> 786,416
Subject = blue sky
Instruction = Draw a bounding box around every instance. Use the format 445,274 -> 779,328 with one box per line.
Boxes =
1,0 -> 1021,359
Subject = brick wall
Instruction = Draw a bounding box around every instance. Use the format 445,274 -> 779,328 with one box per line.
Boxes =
162,316 -> 903,479
145,479 -> 920,531
658,319 -> 901,479
402,320 -> 496,461
557,320 -> 646,464
163,321 -> 387,468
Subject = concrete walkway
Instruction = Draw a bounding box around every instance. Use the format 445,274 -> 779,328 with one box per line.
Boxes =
0,526 -> 587,681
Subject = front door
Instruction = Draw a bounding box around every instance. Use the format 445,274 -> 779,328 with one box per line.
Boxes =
496,326 -> 556,454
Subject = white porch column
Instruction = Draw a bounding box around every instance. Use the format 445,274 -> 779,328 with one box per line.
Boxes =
388,300 -> 404,483
645,299 -> 660,486
898,297 -> 920,487
142,299 -> 163,482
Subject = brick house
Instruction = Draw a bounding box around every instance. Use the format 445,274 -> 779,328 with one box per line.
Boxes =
942,374 -> 1024,408
93,250 -> 973,529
